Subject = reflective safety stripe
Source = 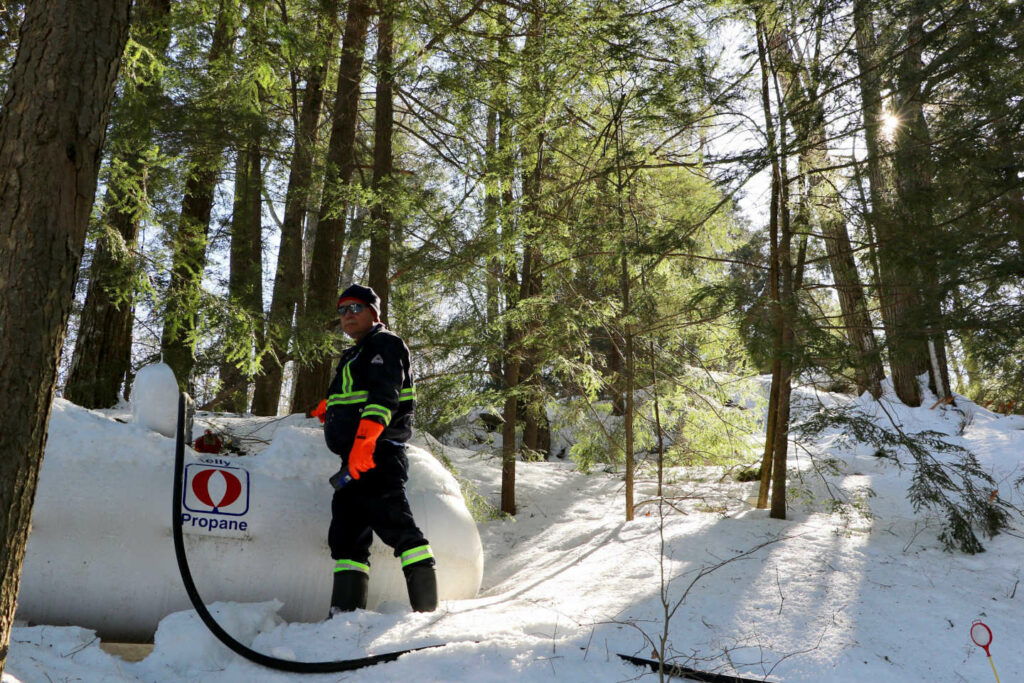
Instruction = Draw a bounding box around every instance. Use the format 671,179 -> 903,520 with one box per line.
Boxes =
362,403 -> 392,425
341,353 -> 359,394
327,390 -> 369,407
331,352 -> 412,419
334,559 -> 369,574
400,545 -> 434,568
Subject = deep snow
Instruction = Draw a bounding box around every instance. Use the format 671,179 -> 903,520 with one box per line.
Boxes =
5,378 -> 1023,682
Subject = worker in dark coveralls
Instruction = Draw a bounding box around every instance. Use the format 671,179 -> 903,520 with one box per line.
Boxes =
323,284 -> 437,614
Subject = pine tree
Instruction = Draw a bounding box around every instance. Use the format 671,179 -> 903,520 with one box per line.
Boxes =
0,0 -> 130,672
160,0 -> 240,390
292,0 -> 372,413
773,14 -> 884,399
251,0 -> 340,415
366,0 -> 396,316
65,0 -> 173,408
213,0 -> 274,413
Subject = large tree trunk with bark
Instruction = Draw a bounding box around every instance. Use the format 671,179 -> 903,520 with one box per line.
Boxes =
853,0 -> 933,406
0,1 -> 130,673
63,199 -> 136,407
891,4 -> 950,401
292,0 -> 371,412
215,142 -> 265,413
367,0 -> 395,320
818,199 -> 884,397
802,112 -> 883,399
772,25 -> 883,399
251,0 -> 338,415
64,0 -> 172,408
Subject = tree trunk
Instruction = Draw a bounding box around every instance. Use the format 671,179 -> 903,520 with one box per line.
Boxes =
516,0 -> 547,462
517,260 -> 543,458
483,15 -> 509,391
853,0 -> 930,406
500,246 -> 526,515
219,2 -> 268,414
251,0 -> 338,415
755,13 -> 781,512
501,349 -> 520,515
769,23 -> 883,400
367,0 -> 395,321
64,208 -> 136,407
621,253 -> 635,521
789,49 -> 884,397
500,1 -> 546,514
215,142 -> 265,413
613,105 -> 635,522
292,0 -> 372,412
522,392 -> 539,454
771,72 -> 795,522
891,4 -> 949,401
520,338 -> 546,459
160,2 -> 237,390
340,208 -> 365,284
0,1 -> 130,673
754,12 -> 794,520
818,193 -> 884,398
484,104 -> 503,388
757,359 -> 781,509
607,336 -> 625,415
769,348 -> 794,520
64,0 -> 172,408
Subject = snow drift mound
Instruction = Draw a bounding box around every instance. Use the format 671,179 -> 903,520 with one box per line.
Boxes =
17,399 -> 483,640
130,362 -> 180,438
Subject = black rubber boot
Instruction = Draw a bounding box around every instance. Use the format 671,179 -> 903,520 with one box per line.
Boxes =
330,571 -> 368,615
404,564 -> 437,612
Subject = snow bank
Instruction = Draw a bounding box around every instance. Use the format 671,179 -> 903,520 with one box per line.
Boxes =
8,375 -> 1024,683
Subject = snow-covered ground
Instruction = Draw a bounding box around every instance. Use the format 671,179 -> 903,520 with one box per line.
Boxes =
5,379 -> 1023,682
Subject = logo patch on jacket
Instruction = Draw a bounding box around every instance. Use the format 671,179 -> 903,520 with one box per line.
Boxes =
371,354 -> 384,365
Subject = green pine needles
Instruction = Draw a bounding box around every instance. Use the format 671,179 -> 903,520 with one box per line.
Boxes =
795,404 -> 1016,554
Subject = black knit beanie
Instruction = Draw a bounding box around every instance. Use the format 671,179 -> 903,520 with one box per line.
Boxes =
337,283 -> 381,320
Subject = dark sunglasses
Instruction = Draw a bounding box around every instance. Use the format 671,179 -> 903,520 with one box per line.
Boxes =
337,302 -> 366,316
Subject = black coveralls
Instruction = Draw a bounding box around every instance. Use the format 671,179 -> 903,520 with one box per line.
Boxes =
323,324 -> 434,574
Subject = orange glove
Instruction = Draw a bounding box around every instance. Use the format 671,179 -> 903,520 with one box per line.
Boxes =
348,419 -> 384,479
310,399 -> 327,423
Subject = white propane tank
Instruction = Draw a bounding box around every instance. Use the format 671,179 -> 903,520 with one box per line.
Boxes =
17,402 -> 483,641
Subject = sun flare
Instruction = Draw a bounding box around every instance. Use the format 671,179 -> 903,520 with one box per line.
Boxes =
880,111 -> 900,140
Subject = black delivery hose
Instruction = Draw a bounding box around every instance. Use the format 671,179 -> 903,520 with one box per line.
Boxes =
172,393 -> 443,673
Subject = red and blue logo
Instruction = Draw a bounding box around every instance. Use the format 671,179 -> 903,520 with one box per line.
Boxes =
183,463 -> 249,516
